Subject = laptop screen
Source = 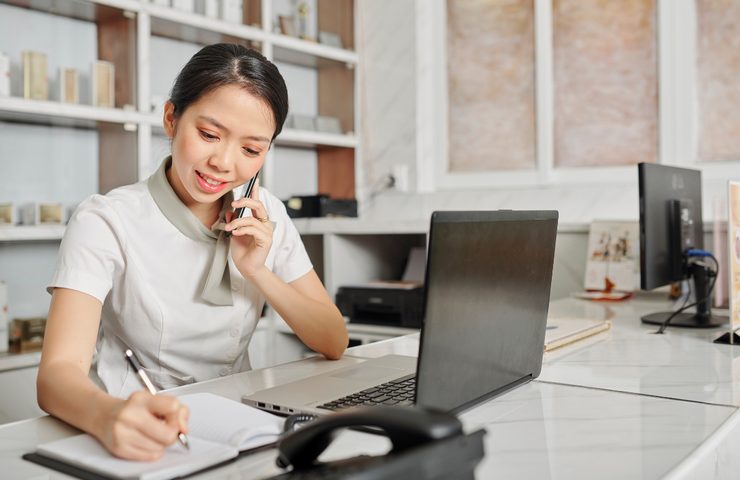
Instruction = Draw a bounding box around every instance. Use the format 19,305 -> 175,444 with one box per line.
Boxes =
415,210 -> 558,413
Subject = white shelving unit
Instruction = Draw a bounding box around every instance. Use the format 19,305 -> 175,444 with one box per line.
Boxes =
0,0 -> 361,323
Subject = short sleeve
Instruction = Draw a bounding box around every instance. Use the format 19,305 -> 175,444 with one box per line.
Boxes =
265,192 -> 313,283
48,195 -> 125,303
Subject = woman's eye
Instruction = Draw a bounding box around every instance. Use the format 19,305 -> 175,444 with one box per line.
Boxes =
199,130 -> 217,140
243,148 -> 260,157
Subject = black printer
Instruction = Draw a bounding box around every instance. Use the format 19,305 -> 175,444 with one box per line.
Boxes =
335,283 -> 424,329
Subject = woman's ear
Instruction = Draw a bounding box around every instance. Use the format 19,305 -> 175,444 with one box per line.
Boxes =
163,101 -> 176,139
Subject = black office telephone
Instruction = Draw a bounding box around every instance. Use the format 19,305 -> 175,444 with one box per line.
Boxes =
268,406 -> 486,480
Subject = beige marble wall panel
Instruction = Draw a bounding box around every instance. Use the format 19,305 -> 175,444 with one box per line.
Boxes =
697,0 -> 740,163
447,0 -> 536,172
554,0 -> 657,167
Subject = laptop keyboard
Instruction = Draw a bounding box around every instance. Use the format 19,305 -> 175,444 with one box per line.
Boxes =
317,374 -> 416,411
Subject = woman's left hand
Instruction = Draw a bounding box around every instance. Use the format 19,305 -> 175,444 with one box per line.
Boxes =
226,178 -> 274,277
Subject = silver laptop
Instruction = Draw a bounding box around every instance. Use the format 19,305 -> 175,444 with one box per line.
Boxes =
242,210 -> 558,415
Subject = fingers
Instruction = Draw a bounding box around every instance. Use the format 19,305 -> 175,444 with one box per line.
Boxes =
250,177 -> 262,218
231,179 -> 268,224
105,392 -> 188,460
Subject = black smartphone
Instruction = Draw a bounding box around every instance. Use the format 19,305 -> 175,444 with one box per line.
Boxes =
232,170 -> 260,221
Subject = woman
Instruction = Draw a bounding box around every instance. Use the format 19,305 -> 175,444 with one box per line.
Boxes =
37,43 -> 348,461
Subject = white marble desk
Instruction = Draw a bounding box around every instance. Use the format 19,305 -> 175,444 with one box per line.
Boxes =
3,295 -> 740,479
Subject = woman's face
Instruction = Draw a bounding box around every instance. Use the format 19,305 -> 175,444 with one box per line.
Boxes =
163,84 -> 275,211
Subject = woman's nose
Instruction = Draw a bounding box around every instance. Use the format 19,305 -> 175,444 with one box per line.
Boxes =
208,147 -> 232,172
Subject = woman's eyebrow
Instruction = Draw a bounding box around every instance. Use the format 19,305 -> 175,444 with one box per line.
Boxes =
198,115 -> 270,143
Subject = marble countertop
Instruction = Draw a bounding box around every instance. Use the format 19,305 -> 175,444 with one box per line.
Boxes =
3,295 -> 740,479
0,351 -> 41,373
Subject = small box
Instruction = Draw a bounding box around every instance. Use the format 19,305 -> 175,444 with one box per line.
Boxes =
284,195 -> 328,218
315,115 -> 342,134
221,0 -> 243,23
22,50 -> 48,100
195,0 -> 219,18
21,202 -> 66,225
0,282 -> 8,353
0,202 -> 14,225
92,60 -> 115,108
287,113 -> 315,131
9,317 -> 46,353
171,0 -> 194,12
59,67 -> 79,104
0,51 -> 10,97
321,198 -> 358,218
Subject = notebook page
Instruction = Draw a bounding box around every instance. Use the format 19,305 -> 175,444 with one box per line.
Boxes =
179,393 -> 284,451
36,433 -> 237,480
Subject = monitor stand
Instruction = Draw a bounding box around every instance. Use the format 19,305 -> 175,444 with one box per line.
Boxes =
641,262 -> 727,328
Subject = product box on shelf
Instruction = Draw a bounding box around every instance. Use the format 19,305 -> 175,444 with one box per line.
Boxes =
9,317 -> 46,353
59,67 -> 79,104
0,282 -> 7,353
195,0 -> 219,18
92,60 -> 115,108
0,202 -> 14,225
21,202 -> 66,225
221,0 -> 243,23
22,50 -> 48,100
0,51 -> 9,97
171,0 -> 194,12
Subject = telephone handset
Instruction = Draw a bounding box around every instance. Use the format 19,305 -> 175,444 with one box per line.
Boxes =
273,406 -> 485,479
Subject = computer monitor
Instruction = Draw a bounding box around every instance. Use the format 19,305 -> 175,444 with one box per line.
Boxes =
638,163 -> 725,328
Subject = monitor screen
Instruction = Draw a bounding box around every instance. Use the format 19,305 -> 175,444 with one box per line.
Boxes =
639,163 -> 703,291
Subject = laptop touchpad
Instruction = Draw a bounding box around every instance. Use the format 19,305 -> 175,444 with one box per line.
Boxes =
330,366 -> 402,381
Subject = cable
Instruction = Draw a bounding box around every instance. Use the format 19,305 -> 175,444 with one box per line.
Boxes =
656,250 -> 719,334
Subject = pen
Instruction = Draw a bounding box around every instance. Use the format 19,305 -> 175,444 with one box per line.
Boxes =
124,348 -> 190,451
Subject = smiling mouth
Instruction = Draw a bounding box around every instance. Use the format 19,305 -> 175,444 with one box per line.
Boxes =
197,171 -> 225,186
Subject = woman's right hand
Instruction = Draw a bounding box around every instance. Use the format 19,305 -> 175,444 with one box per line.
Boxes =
98,391 -> 189,461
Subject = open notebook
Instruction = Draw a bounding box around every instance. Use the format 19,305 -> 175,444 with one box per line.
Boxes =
24,392 -> 284,480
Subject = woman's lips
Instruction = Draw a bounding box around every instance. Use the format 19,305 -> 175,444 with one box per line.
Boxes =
195,170 -> 229,194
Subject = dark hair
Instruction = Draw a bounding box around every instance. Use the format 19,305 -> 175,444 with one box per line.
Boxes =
169,43 -> 289,141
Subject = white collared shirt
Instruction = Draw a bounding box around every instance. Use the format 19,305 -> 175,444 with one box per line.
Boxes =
49,181 -> 312,398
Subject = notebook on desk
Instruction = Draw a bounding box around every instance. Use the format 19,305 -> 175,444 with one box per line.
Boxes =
24,393 -> 283,480
242,210 -> 559,415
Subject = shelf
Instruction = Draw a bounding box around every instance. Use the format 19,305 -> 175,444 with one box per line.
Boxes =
278,129 -> 357,148
143,3 -> 357,68
147,3 -> 265,47
0,0 -> 141,22
293,218 -> 429,235
271,35 -> 358,68
145,115 -> 356,149
0,225 -> 65,242
0,97 -> 148,128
